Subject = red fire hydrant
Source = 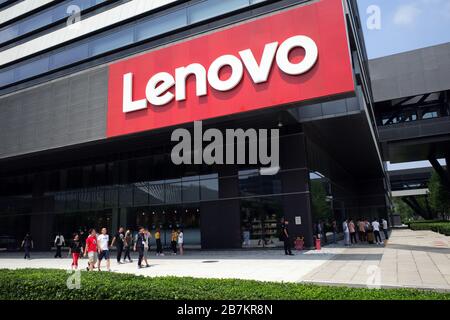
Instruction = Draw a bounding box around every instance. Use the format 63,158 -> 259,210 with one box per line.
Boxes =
295,237 -> 304,250
315,236 -> 321,250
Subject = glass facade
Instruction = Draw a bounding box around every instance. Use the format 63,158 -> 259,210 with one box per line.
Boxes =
0,0 -> 107,45
0,0 -> 269,88
0,130 -> 312,250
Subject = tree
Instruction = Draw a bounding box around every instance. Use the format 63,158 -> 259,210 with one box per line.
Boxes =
428,170 -> 450,219
310,180 -> 332,221
392,197 -> 414,222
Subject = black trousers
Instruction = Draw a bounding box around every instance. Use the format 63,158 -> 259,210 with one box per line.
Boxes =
55,245 -> 62,258
137,246 -> 144,266
359,231 -> 366,242
283,239 -> 292,255
383,229 -> 389,240
123,246 -> 132,261
116,245 -> 123,262
171,241 -> 177,254
374,231 -> 382,243
156,239 -> 162,254
24,246 -> 30,259
350,232 -> 357,244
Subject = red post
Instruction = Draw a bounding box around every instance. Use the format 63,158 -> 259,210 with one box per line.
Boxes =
315,237 -> 321,250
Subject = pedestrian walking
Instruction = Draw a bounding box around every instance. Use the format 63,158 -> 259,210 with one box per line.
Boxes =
155,228 -> 163,256
281,220 -> 294,255
349,219 -> 357,244
178,229 -> 184,256
342,219 -> 350,246
382,218 -> 389,240
372,219 -> 382,245
111,227 -> 125,264
123,229 -> 133,262
69,234 -> 84,270
358,219 -> 366,242
21,233 -> 33,260
142,228 -> 151,267
54,232 -> 65,258
134,227 -> 147,268
84,229 -> 98,271
170,229 -> 178,255
97,227 -> 111,271
331,220 -> 338,244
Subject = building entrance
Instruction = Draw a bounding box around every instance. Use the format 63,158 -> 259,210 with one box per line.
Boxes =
128,204 -> 201,248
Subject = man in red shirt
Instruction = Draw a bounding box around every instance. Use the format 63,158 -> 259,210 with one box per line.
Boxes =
84,229 -> 98,271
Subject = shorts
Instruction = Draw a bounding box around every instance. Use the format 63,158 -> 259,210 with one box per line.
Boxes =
88,251 -> 98,264
98,250 -> 110,261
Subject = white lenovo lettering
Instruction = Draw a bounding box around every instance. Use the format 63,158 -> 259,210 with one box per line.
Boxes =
123,35 -> 318,113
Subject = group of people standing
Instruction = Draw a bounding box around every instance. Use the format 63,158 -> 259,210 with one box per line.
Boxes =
75,226 -> 185,270
20,226 -> 185,270
342,218 -> 389,246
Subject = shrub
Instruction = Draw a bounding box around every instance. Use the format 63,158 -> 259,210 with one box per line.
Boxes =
409,221 -> 450,236
0,269 -> 448,300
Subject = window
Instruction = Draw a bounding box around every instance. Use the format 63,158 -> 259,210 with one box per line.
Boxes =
16,57 -> 50,81
200,177 -> 219,200
165,178 -> 182,204
0,69 -> 15,87
422,111 -> 438,119
1,0 -> 260,88
90,27 -> 134,56
51,43 -> 89,69
135,9 -> 187,42
182,176 -> 200,202
0,0 -> 107,45
189,0 -> 249,24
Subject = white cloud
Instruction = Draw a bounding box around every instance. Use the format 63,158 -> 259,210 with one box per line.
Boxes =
393,4 -> 421,25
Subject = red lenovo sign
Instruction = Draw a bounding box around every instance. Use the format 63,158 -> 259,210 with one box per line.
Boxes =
107,0 -> 354,137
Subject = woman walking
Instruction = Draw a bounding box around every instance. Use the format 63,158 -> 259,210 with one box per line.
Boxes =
123,230 -> 133,263
178,229 -> 184,255
69,234 -> 84,270
155,228 -> 163,256
170,229 -> 178,255
21,233 -> 33,260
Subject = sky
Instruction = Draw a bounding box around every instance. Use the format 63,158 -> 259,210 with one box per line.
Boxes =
357,0 -> 450,59
387,159 -> 446,171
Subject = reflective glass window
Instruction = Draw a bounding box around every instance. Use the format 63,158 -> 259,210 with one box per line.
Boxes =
90,27 -> 134,56
200,177 -> 219,200
189,0 -> 249,24
135,9 -> 187,42
165,178 -> 182,204
148,180 -> 165,204
182,176 -> 200,202
51,43 -> 89,69
16,57 -> 50,81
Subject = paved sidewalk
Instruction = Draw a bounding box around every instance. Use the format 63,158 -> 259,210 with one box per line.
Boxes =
1,229 -> 449,291
0,247 -> 344,283
301,229 -> 450,291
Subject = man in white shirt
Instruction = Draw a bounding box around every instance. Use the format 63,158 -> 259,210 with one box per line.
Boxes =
97,228 -> 111,271
54,233 -> 65,258
372,220 -> 382,245
342,220 -> 350,247
382,219 -> 389,240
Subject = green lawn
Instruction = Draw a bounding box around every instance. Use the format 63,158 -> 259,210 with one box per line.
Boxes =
408,220 -> 450,236
0,269 -> 449,300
